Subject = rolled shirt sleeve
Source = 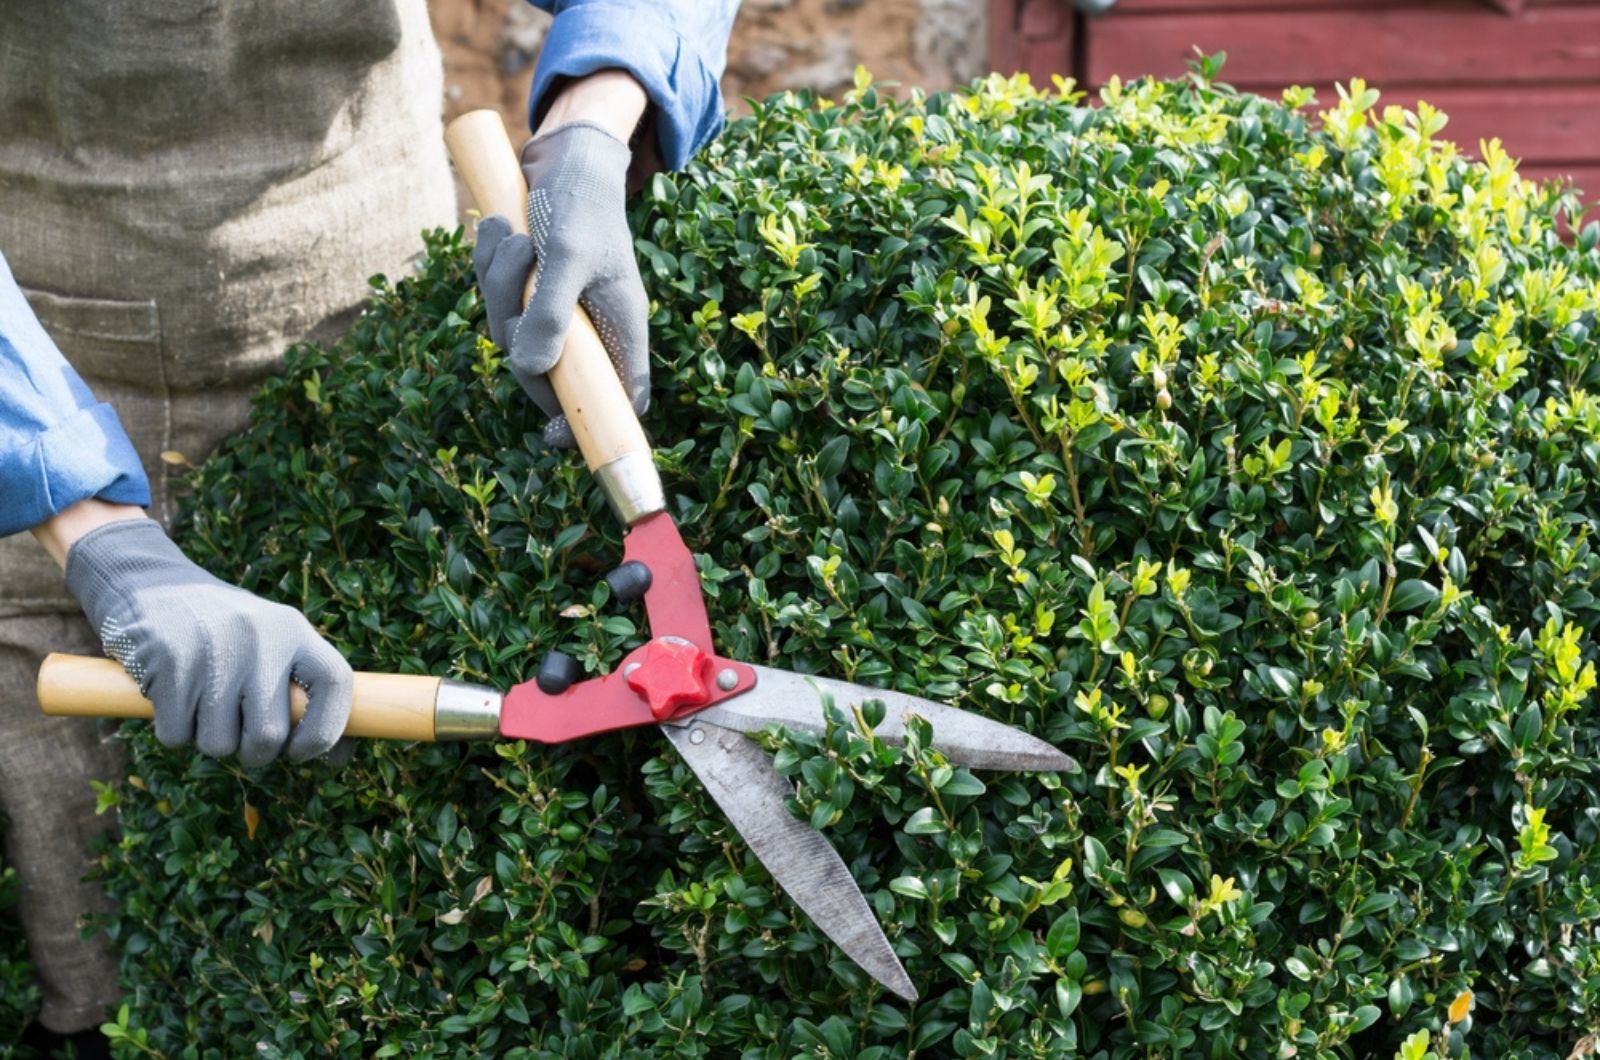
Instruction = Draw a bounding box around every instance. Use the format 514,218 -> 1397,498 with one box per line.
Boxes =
527,1 -> 740,170
0,249 -> 150,537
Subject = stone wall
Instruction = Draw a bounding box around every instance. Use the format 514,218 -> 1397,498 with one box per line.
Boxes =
727,0 -> 988,103
431,0 -> 989,141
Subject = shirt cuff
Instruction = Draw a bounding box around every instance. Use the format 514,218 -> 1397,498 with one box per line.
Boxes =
528,3 -> 726,171
0,403 -> 151,537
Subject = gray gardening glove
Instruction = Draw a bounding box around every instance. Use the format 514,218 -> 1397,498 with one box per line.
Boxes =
64,518 -> 353,768
471,120 -> 650,448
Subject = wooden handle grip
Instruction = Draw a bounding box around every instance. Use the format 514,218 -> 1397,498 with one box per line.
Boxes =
444,110 -> 651,472
37,654 -> 441,742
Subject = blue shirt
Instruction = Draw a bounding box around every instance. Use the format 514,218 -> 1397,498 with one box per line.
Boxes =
528,1 -> 739,168
0,251 -> 150,536
0,2 -> 737,536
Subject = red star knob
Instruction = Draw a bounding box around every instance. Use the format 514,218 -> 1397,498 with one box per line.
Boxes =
625,637 -> 711,720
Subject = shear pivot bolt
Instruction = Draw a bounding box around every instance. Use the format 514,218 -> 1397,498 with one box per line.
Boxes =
625,638 -> 712,720
688,727 -> 706,745
716,668 -> 738,691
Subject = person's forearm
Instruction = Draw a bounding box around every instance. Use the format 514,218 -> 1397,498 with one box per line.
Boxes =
536,69 -> 647,143
1,248 -> 153,537
31,498 -> 149,569
525,1 -> 737,171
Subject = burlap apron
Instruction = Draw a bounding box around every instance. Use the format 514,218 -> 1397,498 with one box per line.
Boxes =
0,0 -> 457,1031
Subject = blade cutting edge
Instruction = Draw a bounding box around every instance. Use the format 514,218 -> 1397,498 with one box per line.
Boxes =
699,665 -> 1077,773
661,718 -> 918,1002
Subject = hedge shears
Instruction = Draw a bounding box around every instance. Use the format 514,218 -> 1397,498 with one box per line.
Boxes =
37,111 -> 1075,1001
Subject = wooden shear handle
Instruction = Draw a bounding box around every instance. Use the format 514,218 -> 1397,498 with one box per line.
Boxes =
444,110 -> 662,523
36,653 -> 442,741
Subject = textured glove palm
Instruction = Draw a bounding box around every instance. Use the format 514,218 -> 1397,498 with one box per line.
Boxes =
471,120 -> 649,447
64,519 -> 353,767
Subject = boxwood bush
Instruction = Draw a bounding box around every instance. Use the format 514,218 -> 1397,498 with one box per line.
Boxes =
90,66 -> 1600,1057
0,839 -> 42,1050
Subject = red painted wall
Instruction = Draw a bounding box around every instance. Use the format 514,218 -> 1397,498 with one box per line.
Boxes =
991,0 -> 1600,199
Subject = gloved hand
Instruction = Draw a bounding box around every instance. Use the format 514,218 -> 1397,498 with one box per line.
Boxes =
472,120 -> 650,448
64,518 -> 353,768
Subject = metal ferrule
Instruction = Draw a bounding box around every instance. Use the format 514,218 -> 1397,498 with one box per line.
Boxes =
595,451 -> 666,525
433,680 -> 503,740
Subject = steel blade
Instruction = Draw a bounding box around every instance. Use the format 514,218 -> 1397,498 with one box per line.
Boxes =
697,665 -> 1077,773
661,718 -> 917,1001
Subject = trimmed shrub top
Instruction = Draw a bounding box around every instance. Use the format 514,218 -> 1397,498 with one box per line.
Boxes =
97,66 -> 1600,1058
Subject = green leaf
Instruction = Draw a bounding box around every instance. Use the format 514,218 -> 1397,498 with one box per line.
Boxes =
1082,836 -> 1109,877
890,876 -> 929,900
1514,703 -> 1544,750
1389,579 -> 1440,613
815,436 -> 851,480
1388,975 -> 1414,1017
1157,869 -> 1194,905
1353,892 -> 1397,917
1046,908 -> 1081,959
939,770 -> 986,798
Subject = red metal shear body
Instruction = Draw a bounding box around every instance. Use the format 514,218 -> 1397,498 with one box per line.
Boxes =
500,513 -> 756,743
